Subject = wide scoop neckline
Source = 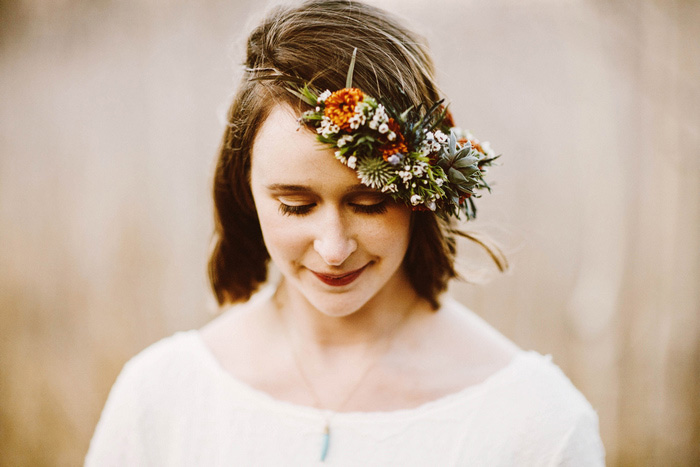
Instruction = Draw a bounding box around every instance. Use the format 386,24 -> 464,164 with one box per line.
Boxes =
185,329 -> 535,423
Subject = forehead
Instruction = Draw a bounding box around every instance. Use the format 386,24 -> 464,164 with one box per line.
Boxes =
250,105 -> 361,190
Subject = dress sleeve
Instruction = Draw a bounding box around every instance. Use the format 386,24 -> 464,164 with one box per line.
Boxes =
549,409 -> 606,467
84,359 -> 148,466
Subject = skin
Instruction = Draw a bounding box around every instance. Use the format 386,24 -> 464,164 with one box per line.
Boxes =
250,104 -> 417,331
200,104 -> 519,412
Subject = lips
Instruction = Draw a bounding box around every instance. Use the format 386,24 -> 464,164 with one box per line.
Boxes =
310,264 -> 369,287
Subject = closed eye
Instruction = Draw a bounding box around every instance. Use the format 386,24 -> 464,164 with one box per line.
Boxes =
278,203 -> 315,216
351,200 -> 388,215
278,200 -> 388,216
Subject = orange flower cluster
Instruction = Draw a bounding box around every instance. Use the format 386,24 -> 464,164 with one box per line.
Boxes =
458,137 -> 484,154
324,88 -> 365,131
378,119 -> 407,161
458,193 -> 472,205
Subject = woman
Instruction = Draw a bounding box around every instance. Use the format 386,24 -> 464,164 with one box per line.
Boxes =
87,1 -> 605,465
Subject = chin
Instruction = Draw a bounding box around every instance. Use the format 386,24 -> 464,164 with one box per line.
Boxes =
277,267 -> 380,318
275,259 -> 410,318
303,268 -> 411,319
298,284 -> 376,318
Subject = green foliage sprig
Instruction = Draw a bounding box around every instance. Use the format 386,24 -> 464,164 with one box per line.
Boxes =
287,51 -> 500,220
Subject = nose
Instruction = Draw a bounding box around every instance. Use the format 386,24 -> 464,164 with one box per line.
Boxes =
313,211 -> 357,266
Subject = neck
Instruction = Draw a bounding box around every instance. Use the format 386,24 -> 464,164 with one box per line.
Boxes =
270,271 -> 428,412
271,272 -> 424,354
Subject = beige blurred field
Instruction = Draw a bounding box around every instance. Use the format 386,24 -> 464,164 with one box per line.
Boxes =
1,0 -> 698,465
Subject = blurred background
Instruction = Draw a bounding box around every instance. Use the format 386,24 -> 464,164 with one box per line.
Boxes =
1,0 -> 698,465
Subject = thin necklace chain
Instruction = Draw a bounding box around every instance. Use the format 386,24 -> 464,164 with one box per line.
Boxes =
274,292 -> 418,461
279,302 -> 413,413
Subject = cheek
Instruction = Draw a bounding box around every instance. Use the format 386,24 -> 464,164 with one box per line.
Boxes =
365,208 -> 412,259
256,202 -> 310,263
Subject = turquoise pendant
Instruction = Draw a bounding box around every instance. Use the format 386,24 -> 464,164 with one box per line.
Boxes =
320,423 -> 330,461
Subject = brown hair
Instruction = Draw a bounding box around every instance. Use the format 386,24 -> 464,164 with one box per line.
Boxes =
209,0 -> 505,309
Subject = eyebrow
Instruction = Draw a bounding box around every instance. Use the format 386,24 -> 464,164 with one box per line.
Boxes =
265,184 -> 380,195
265,184 -> 312,193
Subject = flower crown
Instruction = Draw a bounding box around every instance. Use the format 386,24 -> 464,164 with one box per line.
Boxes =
282,51 -> 499,220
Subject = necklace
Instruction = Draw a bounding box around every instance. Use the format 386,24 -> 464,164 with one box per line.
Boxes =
277,302 -> 413,462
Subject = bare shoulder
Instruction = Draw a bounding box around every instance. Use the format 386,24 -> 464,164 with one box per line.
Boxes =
198,294 -> 281,382
436,297 -> 521,365
394,296 -> 521,397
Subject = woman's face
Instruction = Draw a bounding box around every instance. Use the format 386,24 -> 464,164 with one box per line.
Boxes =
250,105 -> 413,317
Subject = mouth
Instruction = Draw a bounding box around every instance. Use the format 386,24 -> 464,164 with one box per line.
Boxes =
310,264 -> 369,287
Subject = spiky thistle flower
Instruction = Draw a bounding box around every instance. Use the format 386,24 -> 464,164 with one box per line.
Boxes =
355,156 -> 393,189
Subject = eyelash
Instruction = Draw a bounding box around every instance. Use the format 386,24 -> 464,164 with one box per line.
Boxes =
278,201 -> 388,216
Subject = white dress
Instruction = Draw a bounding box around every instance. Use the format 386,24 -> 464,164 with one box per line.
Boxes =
86,320 -> 605,466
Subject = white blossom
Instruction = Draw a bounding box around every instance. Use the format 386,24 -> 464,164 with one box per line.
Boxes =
318,116 -> 340,137
318,90 -> 332,102
347,105 -> 368,130
347,155 -> 357,169
434,130 -> 448,144
337,135 -> 354,147
481,141 -> 494,156
378,123 -> 389,134
399,171 -> 412,182
381,183 -> 398,193
410,194 -> 423,206
368,104 -> 388,131
348,114 -> 365,130
435,177 -> 444,187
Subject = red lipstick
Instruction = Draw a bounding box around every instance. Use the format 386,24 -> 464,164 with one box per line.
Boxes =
311,264 -> 368,287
